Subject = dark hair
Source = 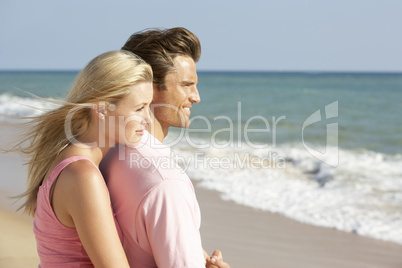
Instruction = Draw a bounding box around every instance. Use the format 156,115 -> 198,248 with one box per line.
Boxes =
122,27 -> 201,90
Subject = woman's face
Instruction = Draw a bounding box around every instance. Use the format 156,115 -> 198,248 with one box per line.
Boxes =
106,82 -> 153,147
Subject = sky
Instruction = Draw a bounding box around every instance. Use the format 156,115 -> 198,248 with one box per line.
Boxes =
0,0 -> 401,72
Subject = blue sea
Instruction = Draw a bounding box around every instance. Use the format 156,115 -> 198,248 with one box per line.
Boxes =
1,71 -> 401,244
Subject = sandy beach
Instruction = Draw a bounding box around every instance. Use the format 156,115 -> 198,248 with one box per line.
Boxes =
196,184 -> 402,268
0,123 -> 39,268
0,209 -> 39,268
1,123 -> 401,268
1,183 -> 402,268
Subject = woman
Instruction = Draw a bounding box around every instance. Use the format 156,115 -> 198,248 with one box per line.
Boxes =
11,50 -> 153,267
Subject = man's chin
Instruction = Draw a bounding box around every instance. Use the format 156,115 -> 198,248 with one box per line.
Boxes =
171,120 -> 191,129
184,119 -> 191,128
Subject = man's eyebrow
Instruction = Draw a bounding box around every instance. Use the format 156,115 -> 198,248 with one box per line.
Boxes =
181,80 -> 196,85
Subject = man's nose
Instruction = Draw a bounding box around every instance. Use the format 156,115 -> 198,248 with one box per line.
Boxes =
189,86 -> 201,103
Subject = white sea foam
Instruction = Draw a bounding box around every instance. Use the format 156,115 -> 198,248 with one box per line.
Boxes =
0,94 -> 59,122
171,137 -> 402,245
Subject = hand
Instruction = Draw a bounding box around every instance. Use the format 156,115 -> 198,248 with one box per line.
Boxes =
205,250 -> 230,268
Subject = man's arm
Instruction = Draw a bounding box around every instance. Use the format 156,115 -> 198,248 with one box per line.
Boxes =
205,250 -> 230,268
140,179 -> 206,268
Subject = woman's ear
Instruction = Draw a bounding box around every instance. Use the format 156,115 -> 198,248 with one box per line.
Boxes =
93,103 -> 107,119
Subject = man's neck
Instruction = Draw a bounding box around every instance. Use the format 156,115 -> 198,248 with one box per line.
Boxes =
146,115 -> 168,143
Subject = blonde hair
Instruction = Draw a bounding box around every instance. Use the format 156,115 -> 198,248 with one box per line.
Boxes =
11,50 -> 152,216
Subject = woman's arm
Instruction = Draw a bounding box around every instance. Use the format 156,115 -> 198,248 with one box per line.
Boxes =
52,160 -> 130,268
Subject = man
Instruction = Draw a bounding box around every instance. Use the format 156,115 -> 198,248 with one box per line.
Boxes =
100,27 -> 229,267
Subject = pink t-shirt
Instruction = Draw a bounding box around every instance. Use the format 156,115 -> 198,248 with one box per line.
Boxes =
100,131 -> 205,268
34,156 -> 122,267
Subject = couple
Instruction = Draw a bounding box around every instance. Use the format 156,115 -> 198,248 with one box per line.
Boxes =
14,28 -> 230,267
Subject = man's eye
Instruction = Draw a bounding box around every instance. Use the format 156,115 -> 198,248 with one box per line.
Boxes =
136,107 -> 144,112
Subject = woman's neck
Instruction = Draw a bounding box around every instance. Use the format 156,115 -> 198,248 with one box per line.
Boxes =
71,126 -> 112,165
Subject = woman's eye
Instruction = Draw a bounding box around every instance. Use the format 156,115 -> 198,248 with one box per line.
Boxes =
136,106 -> 144,112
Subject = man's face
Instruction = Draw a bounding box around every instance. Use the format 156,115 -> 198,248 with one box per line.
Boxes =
151,55 -> 200,129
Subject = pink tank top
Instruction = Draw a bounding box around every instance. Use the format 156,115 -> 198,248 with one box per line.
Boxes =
33,156 -> 122,267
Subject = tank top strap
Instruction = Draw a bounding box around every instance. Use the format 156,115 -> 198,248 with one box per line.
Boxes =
45,156 -> 98,186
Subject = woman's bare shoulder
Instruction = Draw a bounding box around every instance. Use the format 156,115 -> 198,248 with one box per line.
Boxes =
57,159 -> 104,193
